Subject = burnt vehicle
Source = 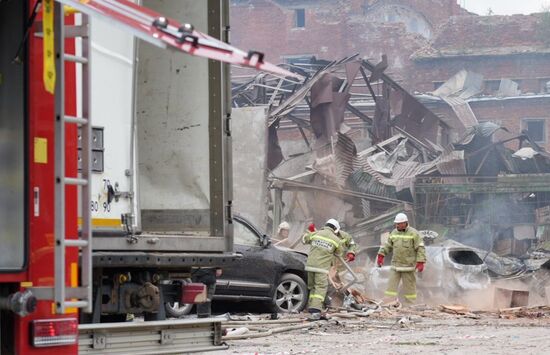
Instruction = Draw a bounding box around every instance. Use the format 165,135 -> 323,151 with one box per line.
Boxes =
356,240 -> 491,302
166,215 -> 308,316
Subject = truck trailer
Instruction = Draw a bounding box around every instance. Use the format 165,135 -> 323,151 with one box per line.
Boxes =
0,0 -> 298,353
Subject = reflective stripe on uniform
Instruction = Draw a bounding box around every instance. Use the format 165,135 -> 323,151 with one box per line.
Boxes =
309,293 -> 325,300
305,266 -> 329,274
392,266 -> 416,272
311,235 -> 340,248
404,294 -> 417,299
389,235 -> 415,240
384,290 -> 398,296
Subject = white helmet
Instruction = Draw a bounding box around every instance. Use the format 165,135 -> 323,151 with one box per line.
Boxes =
278,221 -> 290,233
325,218 -> 340,233
394,213 -> 408,224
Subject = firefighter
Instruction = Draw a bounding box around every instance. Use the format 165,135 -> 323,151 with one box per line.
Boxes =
274,221 -> 291,246
302,218 -> 344,318
377,213 -> 426,303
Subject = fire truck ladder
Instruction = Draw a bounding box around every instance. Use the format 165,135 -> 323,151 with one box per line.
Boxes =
53,3 -> 92,314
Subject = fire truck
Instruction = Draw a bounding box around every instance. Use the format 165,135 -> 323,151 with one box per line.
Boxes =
0,0 -> 298,353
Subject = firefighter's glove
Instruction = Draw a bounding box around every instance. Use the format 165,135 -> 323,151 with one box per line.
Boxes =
416,262 -> 425,273
376,254 -> 384,267
308,223 -> 316,232
345,252 -> 355,262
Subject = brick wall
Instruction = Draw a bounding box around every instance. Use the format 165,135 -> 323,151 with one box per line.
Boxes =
231,0 -> 461,68
429,98 -> 550,151
365,0 -> 469,27
430,14 -> 544,51
231,0 -> 348,63
470,98 -> 550,151
411,55 -> 550,93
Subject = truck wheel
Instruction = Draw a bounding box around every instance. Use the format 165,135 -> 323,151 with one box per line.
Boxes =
272,273 -> 308,313
165,302 -> 193,318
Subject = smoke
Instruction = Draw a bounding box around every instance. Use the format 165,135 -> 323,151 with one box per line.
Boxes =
447,194 -> 536,253
352,246 -> 550,310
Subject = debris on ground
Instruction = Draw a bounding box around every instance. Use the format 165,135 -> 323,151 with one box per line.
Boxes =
498,306 -> 550,319
439,304 -> 480,319
221,303 -> 550,344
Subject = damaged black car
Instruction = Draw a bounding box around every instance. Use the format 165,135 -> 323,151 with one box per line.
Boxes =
165,215 -> 308,317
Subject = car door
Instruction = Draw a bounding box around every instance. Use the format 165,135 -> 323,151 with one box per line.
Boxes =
216,219 -> 277,298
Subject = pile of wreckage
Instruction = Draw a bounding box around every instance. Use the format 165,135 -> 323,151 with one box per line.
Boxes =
220,303 -> 550,342
231,55 -> 550,307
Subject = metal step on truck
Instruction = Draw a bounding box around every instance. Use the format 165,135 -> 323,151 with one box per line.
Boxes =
0,1 -> 299,354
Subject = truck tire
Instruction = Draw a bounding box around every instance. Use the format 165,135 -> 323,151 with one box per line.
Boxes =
271,273 -> 308,313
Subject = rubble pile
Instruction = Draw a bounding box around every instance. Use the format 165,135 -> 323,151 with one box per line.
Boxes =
220,302 -> 550,343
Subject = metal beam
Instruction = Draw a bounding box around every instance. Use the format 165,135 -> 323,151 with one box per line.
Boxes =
415,175 -> 550,194
359,66 -> 377,103
92,251 -> 240,268
272,178 -> 403,204
208,0 -> 233,253
346,102 -> 372,123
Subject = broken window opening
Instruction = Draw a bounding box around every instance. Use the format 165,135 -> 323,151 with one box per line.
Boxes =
483,80 -> 501,95
433,81 -> 444,91
449,250 -> 484,265
295,9 -> 305,28
538,78 -> 550,93
522,118 -> 546,144
512,79 -> 522,91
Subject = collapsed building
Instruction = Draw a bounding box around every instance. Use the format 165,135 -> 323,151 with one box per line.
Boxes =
233,57 -> 550,249
231,1 -> 550,153
229,0 -> 550,306
230,55 -> 550,306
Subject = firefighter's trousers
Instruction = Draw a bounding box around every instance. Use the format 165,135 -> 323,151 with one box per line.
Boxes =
307,271 -> 328,311
385,269 -> 417,302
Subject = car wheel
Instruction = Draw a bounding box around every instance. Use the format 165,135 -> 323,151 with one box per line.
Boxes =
272,273 -> 308,313
163,278 -> 194,318
165,301 -> 193,318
